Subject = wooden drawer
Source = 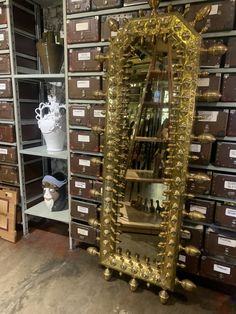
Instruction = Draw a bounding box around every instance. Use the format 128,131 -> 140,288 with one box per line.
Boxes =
0,102 -> 14,120
211,173 -> 236,200
67,17 -> 100,44
0,146 -> 17,164
215,203 -> 236,230
181,224 -> 204,249
0,124 -> 15,143
187,171 -> 212,195
0,4 -> 7,24
66,0 -> 90,14
69,105 -> 90,126
227,110 -> 236,137
185,198 -> 215,223
90,105 -> 105,128
70,177 -> 93,198
0,79 -> 12,98
71,199 -> 98,222
200,39 -> 224,68
0,29 -> 8,50
0,54 -> 11,74
71,154 -> 102,177
0,165 -> 18,184
189,142 -> 212,165
68,77 -> 101,100
91,0 -> 122,10
215,142 -> 236,168
71,222 -> 97,245
178,254 -> 200,275
68,48 -> 102,72
70,130 -> 100,152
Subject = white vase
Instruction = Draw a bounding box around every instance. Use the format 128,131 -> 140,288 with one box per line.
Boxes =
35,97 -> 66,152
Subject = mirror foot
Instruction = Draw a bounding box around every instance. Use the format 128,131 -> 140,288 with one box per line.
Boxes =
129,278 -> 138,292
159,290 -> 169,304
104,268 -> 112,281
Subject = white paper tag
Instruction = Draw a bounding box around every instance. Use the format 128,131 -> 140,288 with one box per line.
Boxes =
229,150 -> 236,158
78,52 -> 91,61
78,135 -> 90,142
94,110 -> 105,118
0,148 -> 7,154
0,83 -> 6,90
210,4 -> 219,15
79,159 -> 90,167
190,144 -> 201,153
77,205 -> 89,214
181,232 -> 191,240
213,264 -> 230,275
197,78 -> 210,87
111,31 -> 117,37
178,255 -> 186,263
0,8 -> 2,14
77,228 -> 88,236
75,181 -> 86,189
76,22 -> 89,32
224,181 -> 236,190
198,111 -> 219,122
77,80 -> 90,88
226,208 -> 236,218
0,33 -> 4,41
190,204 -> 207,215
72,0 -> 81,2
218,236 -> 236,248
73,109 -> 85,117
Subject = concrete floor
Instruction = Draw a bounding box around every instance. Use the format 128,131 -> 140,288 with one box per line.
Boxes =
0,222 -> 236,314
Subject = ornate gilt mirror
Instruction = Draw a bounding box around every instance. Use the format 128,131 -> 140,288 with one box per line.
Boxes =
87,1 -> 218,304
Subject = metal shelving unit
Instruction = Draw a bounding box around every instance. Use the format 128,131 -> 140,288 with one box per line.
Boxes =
20,146 -> 68,160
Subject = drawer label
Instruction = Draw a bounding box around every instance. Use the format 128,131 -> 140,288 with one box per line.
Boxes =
0,148 -> 7,154
73,109 -> 85,117
79,159 -> 90,167
0,8 -> 2,14
226,208 -> 236,218
229,150 -> 236,158
181,232 -> 191,240
218,236 -> 236,248
78,52 -> 91,61
198,111 -> 218,122
224,181 -> 236,190
197,78 -> 209,87
77,228 -> 88,236
76,22 -> 89,32
213,264 -> 231,275
0,33 -> 4,41
0,83 -> 6,90
75,181 -> 86,189
78,135 -> 90,142
77,205 -> 89,214
190,144 -> 201,153
178,255 -> 186,263
94,109 -> 105,118
77,80 -> 90,88
210,4 -> 218,15
111,31 -> 117,37
190,204 -> 207,215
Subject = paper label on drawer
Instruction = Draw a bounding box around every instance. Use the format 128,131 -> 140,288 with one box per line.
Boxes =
226,208 -> 236,218
72,0 -> 81,2
197,78 -> 210,87
0,33 -> 4,41
77,228 -> 88,236
229,150 -> 236,158
178,255 -> 186,263
77,205 -> 89,214
78,52 -> 91,61
213,264 -> 230,275
210,4 -> 219,15
76,22 -> 89,32
0,8 -> 2,14
73,109 -> 85,117
75,181 -> 86,189
111,31 -> 117,37
79,159 -> 90,167
181,232 -> 191,240
0,83 -> 6,90
94,110 -> 105,118
190,205 -> 207,215
218,236 -> 236,248
78,135 -> 90,142
0,148 -> 7,154
224,181 -> 236,190
77,80 -> 90,88
198,111 -> 218,122
190,144 -> 201,153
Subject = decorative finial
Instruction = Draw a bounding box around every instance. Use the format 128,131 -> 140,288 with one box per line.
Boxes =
148,0 -> 160,15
